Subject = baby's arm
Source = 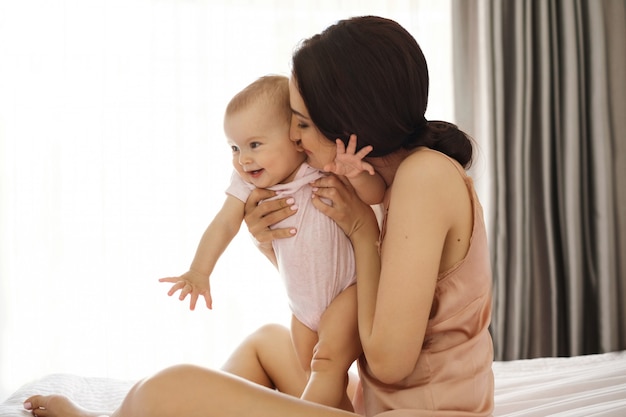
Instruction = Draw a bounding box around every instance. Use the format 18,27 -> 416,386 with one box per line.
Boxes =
345,170 -> 386,206
159,195 -> 245,310
323,135 -> 386,205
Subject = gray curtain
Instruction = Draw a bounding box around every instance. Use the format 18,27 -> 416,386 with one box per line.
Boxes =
452,0 -> 626,360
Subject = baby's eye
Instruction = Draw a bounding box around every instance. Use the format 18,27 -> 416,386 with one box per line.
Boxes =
230,145 -> 239,152
250,141 -> 261,149
298,122 -> 308,129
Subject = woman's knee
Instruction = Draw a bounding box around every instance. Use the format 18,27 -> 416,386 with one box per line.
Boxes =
249,323 -> 290,343
123,365 -> 218,416
245,323 -> 294,360
245,323 -> 307,396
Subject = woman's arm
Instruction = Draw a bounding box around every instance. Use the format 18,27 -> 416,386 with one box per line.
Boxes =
359,155 -> 448,383
311,153 -> 465,384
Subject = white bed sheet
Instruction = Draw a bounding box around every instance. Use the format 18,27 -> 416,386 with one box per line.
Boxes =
2,350 -> 625,416
492,350 -> 626,416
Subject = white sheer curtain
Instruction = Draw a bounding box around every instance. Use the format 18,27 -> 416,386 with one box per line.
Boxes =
0,0 -> 453,399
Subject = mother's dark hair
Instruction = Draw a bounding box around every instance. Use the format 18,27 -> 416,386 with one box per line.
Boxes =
292,15 -> 473,168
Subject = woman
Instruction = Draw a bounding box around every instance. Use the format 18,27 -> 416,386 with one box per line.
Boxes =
24,15 -> 494,417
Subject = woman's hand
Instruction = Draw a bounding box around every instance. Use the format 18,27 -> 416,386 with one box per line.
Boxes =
244,188 -> 298,266
310,174 -> 379,239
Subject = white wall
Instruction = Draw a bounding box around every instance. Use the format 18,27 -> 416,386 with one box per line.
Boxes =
0,0 -> 452,400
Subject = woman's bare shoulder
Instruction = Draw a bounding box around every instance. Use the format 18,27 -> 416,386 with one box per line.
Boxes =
393,148 -> 471,232
395,147 -> 462,185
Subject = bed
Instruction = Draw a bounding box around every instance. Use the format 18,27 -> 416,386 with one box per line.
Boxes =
1,350 -> 625,416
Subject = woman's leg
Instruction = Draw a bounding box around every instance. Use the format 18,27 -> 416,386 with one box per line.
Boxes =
223,321 -> 362,409
221,323 -> 307,397
25,365 -> 357,417
24,324 -> 362,417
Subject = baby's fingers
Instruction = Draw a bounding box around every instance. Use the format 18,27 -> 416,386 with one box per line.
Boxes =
158,277 -> 179,283
360,160 -> 376,175
189,293 -> 199,311
345,134 -> 358,154
355,144 -> 373,159
335,138 -> 346,154
190,290 -> 214,310
160,279 -> 186,297
178,283 -> 193,300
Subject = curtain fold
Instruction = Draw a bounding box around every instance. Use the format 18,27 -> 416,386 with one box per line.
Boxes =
453,0 -> 626,360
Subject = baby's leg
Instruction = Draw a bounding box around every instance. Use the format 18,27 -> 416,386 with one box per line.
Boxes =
301,285 -> 361,411
290,314 -> 319,375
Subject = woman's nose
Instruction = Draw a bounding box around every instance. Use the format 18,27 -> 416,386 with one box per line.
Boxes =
289,118 -> 300,143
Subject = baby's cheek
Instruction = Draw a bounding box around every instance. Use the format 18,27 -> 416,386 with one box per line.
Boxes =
232,160 -> 246,177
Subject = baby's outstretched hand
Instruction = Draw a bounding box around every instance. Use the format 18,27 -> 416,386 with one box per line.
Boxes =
323,134 -> 375,178
159,270 -> 212,310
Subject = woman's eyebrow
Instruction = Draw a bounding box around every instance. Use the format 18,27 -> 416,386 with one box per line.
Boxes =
291,108 -> 310,120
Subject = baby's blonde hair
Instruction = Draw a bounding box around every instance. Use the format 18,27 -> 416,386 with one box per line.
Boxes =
225,75 -> 291,125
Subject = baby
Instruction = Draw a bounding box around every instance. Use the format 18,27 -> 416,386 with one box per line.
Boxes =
160,75 -> 385,410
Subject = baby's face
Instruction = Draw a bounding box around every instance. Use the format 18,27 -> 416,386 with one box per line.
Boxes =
224,101 -> 305,188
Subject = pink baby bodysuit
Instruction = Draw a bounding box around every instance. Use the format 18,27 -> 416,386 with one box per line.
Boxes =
226,162 -> 356,331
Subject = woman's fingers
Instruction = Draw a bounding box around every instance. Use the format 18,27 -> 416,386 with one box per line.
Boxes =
253,226 -> 297,245
244,188 -> 297,243
312,176 -> 348,206
311,174 -> 375,238
311,175 -> 353,217
244,188 -> 276,215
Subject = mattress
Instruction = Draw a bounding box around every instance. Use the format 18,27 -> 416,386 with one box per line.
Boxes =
2,350 -> 625,416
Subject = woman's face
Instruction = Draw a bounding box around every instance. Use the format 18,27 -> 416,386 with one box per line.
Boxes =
288,77 -> 336,171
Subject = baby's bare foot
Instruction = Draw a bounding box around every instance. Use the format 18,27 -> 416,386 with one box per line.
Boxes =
24,394 -> 107,417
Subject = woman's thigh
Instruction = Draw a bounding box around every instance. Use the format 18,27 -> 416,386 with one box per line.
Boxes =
113,364 -> 357,417
220,323 -> 307,397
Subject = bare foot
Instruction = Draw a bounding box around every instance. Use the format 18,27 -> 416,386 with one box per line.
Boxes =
23,394 -> 107,417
